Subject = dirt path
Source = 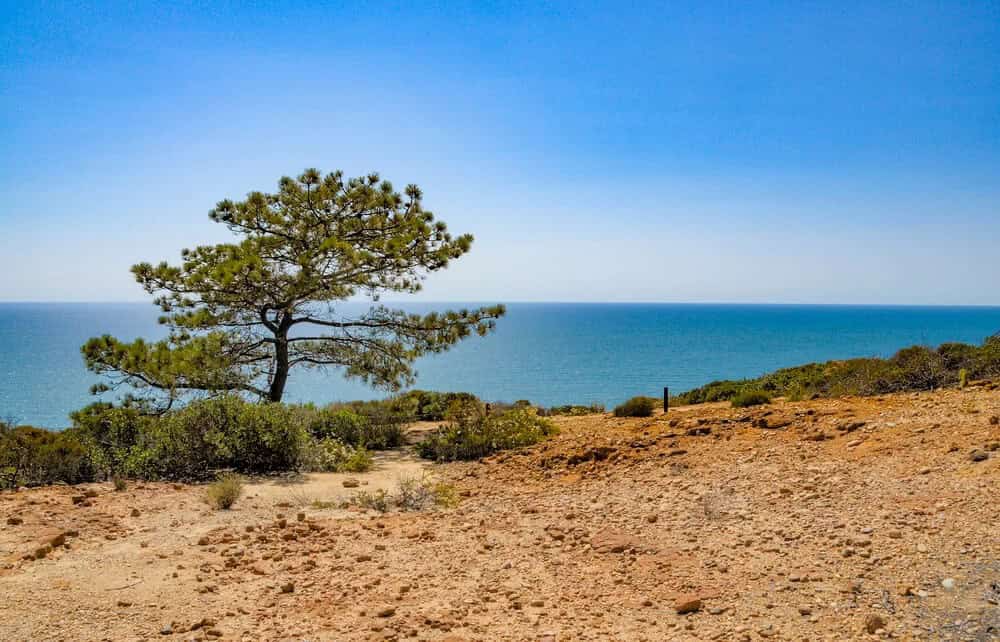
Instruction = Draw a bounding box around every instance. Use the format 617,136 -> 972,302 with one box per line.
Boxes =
0,388 -> 997,641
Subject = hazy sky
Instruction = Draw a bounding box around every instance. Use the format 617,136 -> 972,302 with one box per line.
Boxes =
2,2 -> 999,304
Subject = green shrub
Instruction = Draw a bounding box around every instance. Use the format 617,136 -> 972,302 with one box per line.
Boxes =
0,422 -> 94,488
398,390 -> 480,421
889,345 -> 948,391
308,409 -> 367,442
938,342 -> 978,371
206,473 -> 243,510
731,390 -> 771,408
974,336 -> 1000,379
301,438 -> 374,473
220,401 -> 308,473
785,382 -> 806,402
959,368 -> 968,388
301,437 -> 351,472
69,403 -> 150,477
307,407 -> 404,449
340,446 -> 373,473
548,403 -> 605,416
444,396 -> 487,425
418,406 -> 557,462
672,379 -> 747,405
71,396 -> 309,480
613,396 -> 657,418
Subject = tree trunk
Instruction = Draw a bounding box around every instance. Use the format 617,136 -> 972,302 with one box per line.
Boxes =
268,320 -> 291,402
269,339 -> 289,402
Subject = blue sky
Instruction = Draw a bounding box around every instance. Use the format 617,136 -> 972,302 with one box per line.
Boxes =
1,1 -> 998,304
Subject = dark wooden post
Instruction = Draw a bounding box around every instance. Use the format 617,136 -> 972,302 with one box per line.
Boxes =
663,387 -> 669,414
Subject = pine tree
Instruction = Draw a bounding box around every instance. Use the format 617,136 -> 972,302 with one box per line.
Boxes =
83,169 -> 504,406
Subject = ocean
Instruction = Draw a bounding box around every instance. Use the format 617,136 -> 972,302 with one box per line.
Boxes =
2,302 -> 999,429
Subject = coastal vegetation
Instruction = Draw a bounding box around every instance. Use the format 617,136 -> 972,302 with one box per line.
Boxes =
0,420 -> 93,488
674,335 -> 1000,405
5,337 -> 998,489
0,392 -> 562,488
613,396 -> 658,417
417,401 -> 557,462
547,403 -> 606,416
730,390 -> 772,408
80,169 -> 504,409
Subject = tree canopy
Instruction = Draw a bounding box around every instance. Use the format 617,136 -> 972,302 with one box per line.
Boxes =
83,169 -> 505,406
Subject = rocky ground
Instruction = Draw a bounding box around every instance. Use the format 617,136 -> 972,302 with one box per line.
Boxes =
1,386 -> 998,641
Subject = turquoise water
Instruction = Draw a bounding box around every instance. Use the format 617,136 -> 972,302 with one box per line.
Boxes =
2,302 -> 999,429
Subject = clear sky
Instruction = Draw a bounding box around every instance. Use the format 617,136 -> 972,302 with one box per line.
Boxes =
2,1 -> 998,304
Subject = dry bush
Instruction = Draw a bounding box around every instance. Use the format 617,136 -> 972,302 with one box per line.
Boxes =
350,475 -> 459,513
206,474 -> 243,510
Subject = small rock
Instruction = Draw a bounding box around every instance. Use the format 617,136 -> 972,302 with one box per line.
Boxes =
131,508 -> 140,517
280,582 -> 295,593
969,449 -> 989,462
589,528 -> 652,554
6,516 -> 23,526
375,606 -> 396,618
941,578 -> 956,590
673,594 -> 702,614
343,478 -> 360,488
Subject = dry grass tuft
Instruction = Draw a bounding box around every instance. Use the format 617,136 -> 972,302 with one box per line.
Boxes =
206,474 -> 243,510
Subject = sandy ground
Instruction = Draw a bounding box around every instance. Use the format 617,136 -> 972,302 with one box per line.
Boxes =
0,387 -> 998,641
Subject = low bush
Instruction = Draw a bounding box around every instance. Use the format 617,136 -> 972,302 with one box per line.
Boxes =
730,390 -> 771,408
0,421 -> 94,488
976,336 -> 1000,379
307,407 -> 404,450
69,403 -> 150,478
340,446 -> 374,473
350,475 -> 460,512
613,396 -> 657,418
548,403 -> 605,416
73,397 -> 311,480
351,488 -> 391,512
397,390 -> 480,421
418,406 -> 557,462
206,473 -> 243,510
301,438 -> 371,473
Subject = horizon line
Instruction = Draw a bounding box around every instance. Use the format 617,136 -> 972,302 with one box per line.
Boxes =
3,300 -> 1000,308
